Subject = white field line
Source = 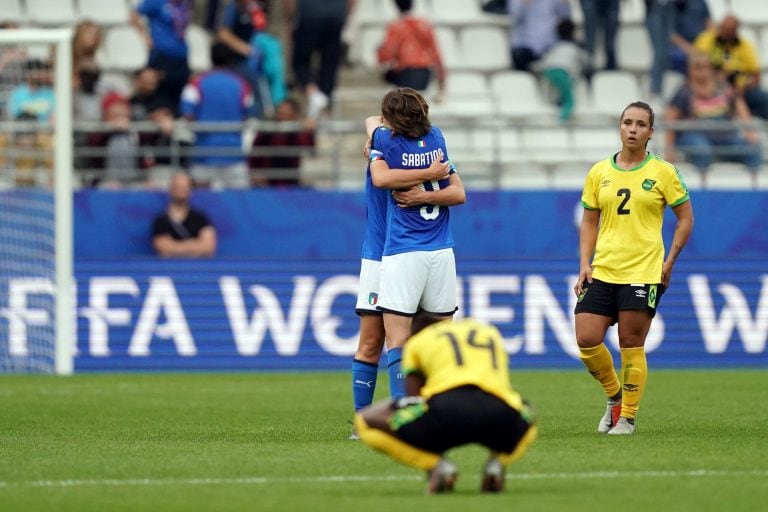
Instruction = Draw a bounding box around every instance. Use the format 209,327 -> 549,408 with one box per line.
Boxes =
1,469 -> 767,489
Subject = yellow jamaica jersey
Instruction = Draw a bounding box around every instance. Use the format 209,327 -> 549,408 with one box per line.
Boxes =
581,152 -> 690,284
401,318 -> 524,411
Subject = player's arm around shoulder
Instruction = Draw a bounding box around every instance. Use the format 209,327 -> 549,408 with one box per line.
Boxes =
392,172 -> 466,208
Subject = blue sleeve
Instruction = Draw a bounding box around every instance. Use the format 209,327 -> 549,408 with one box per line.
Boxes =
137,0 -> 162,16
371,126 -> 388,152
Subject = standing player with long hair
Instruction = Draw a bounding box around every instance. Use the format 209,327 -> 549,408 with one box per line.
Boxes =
363,87 -> 465,400
573,101 -> 694,434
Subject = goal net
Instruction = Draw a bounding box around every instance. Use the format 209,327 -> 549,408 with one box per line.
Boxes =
0,29 -> 73,374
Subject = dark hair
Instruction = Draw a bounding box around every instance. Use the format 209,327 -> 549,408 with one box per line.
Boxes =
557,18 -> 575,41
211,42 -> 233,68
394,0 -> 413,13
381,87 -> 431,139
621,101 -> 654,127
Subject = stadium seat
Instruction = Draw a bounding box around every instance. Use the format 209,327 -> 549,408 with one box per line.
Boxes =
99,71 -> 133,95
498,162 -> 551,189
673,162 -> 705,190
730,0 -> 768,24
571,127 -> 620,163
489,71 -> 556,120
704,163 -> 756,189
619,0 -> 645,25
350,0 -> 397,27
459,26 -> 510,71
616,25 -> 652,73
551,164 -> 588,189
77,0 -> 130,25
521,127 -> 572,164
759,28 -> 768,70
356,26 -> 385,69
430,71 -> 494,118
431,0 -> 486,25
0,0 -> 25,23
101,25 -> 148,71
706,0 -> 729,21
186,24 -> 211,72
435,27 -> 463,70
25,0 -> 77,25
755,167 -> 768,189
590,71 -> 642,117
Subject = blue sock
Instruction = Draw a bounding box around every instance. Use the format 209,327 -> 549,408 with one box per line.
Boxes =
387,347 -> 404,399
352,359 -> 379,412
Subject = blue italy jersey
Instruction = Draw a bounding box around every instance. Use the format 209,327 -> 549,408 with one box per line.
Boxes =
371,126 -> 456,256
360,162 -> 389,261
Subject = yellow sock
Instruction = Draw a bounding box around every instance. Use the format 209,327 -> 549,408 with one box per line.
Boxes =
619,347 -> 647,420
354,414 -> 441,471
578,344 -> 621,398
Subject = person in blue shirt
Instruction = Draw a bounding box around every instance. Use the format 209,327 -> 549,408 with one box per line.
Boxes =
362,87 -> 465,399
349,138 -> 452,439
131,0 -> 191,113
180,42 -> 255,189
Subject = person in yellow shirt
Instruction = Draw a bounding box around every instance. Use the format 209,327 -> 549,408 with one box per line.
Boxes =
693,14 -> 768,118
354,318 -> 538,495
574,101 -> 694,435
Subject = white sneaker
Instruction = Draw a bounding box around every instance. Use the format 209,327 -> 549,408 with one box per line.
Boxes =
307,90 -> 329,119
607,417 -> 636,435
426,458 -> 458,494
597,399 -> 622,433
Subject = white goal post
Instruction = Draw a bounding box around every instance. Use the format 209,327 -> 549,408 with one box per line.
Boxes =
0,29 -> 73,374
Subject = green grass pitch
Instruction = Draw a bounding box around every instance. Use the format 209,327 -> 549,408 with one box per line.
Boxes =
1,370 -> 766,512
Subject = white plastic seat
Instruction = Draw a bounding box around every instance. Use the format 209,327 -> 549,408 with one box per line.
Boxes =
350,0 -> 397,26
430,71 -> 493,118
755,167 -> 768,189
616,26 -> 652,73
429,0 -> 486,24
186,24 -> 211,72
499,162 -> 551,189
571,127 -> 620,163
356,26 -> 385,69
26,0 -> 77,25
459,26 -> 510,72
101,25 -> 148,71
0,0 -> 24,23
590,71 -> 642,117
435,27 -> 462,70
521,127 -> 572,164
672,162 -> 705,190
730,0 -> 768,24
705,163 -> 756,189
551,165 -> 588,189
78,0 -> 130,25
490,71 -> 556,119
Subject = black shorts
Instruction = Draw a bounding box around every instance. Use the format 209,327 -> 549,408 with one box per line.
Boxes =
391,385 -> 534,455
574,278 -> 665,325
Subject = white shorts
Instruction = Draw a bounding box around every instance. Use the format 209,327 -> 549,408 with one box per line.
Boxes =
355,258 -> 382,314
378,248 -> 457,316
190,162 -> 249,189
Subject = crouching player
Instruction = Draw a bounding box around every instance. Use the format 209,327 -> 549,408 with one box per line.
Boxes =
354,318 -> 538,494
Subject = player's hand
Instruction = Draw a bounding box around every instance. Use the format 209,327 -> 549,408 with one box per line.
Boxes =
661,260 -> 674,288
392,186 -> 425,207
425,157 -> 450,181
363,138 -> 371,160
573,265 -> 593,297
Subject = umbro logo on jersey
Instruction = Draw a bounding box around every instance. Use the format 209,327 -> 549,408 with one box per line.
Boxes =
601,179 -> 611,188
642,179 -> 657,191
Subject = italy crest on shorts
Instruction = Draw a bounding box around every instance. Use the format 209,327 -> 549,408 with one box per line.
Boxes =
368,292 -> 378,305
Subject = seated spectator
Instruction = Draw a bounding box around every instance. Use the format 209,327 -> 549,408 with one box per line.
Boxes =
74,59 -> 104,121
180,42 -> 255,189
508,0 -> 571,72
664,53 -> 762,173
693,14 -> 768,119
131,0 -> 191,113
8,59 -> 54,122
669,0 -> 712,73
534,18 -> 588,121
88,92 -> 143,187
129,67 -> 164,121
152,171 -> 217,258
249,97 -> 315,186
377,0 -> 445,94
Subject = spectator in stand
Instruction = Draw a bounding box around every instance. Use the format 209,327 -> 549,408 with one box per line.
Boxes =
152,171 -> 217,258
377,0 -> 445,95
664,53 -> 762,173
251,27 -> 287,111
578,0 -> 620,71
131,0 -> 191,113
284,0 -> 355,120
249,97 -> 315,186
669,0 -> 711,74
73,58 -> 104,121
216,0 -> 269,117
693,14 -> 768,119
535,18 -> 589,121
645,0 -> 676,103
8,59 -> 54,122
180,42 -> 255,189
507,0 -> 571,72
90,92 -> 143,187
72,20 -> 103,89
129,67 -> 164,122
